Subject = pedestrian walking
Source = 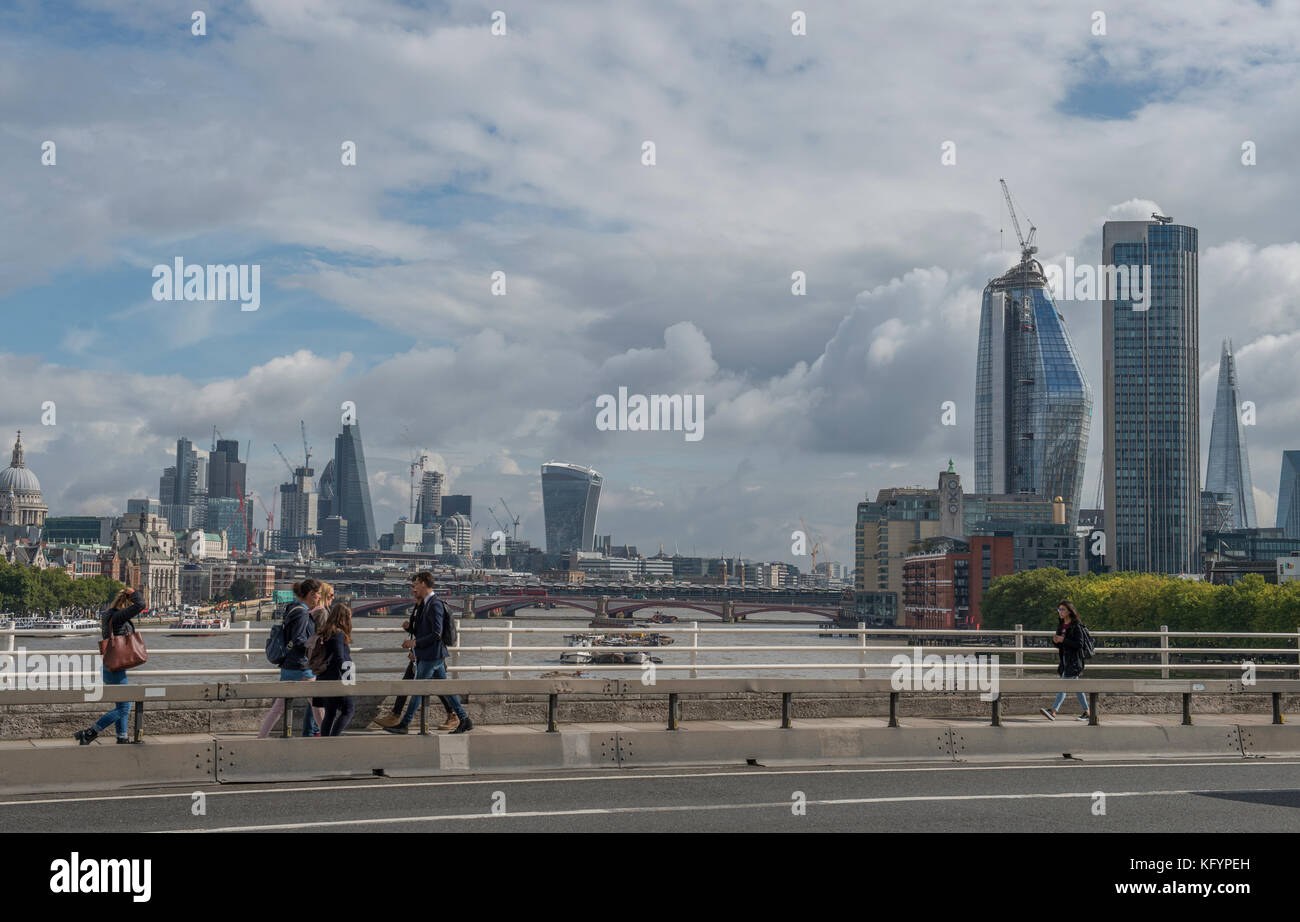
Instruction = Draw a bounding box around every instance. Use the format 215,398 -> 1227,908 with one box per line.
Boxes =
382,571 -> 471,734
75,586 -> 147,745
1040,600 -> 1090,721
315,601 -> 355,736
257,579 -> 323,738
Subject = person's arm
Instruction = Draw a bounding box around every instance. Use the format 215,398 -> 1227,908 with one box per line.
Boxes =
108,590 -> 146,632
291,608 -> 315,649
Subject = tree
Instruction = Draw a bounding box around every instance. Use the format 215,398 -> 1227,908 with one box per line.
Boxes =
229,578 -> 257,602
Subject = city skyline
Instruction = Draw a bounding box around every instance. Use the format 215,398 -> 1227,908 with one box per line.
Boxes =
3,3 -> 1300,563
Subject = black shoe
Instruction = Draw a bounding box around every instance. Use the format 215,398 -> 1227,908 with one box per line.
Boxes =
116,737 -> 140,744
383,723 -> 410,735
74,727 -> 99,745
450,717 -> 473,734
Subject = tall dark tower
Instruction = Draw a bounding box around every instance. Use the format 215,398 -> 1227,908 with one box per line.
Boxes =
333,424 -> 377,550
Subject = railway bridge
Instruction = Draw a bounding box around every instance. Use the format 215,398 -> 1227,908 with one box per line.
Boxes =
348,594 -> 850,623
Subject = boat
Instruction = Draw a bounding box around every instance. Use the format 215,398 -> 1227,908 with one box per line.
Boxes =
14,617 -> 100,638
588,651 -> 662,666
559,650 -> 593,665
168,616 -> 231,637
648,612 -> 679,624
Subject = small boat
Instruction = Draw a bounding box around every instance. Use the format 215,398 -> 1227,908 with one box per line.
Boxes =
648,612 -> 678,624
560,650 -> 593,665
588,651 -> 661,666
168,616 -> 231,637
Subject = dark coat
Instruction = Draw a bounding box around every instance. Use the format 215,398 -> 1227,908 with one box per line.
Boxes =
410,594 -> 449,662
1058,621 -> 1085,678
281,601 -> 316,671
100,590 -> 146,638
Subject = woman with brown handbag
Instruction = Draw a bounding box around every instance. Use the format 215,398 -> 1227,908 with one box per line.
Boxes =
75,586 -> 147,745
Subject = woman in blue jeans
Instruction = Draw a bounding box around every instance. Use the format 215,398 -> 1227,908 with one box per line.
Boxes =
75,587 -> 146,744
257,579 -> 323,737
1040,600 -> 1089,721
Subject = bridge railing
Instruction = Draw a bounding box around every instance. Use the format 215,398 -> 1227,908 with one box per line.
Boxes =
2,621 -> 1298,681
1,677 -> 1297,737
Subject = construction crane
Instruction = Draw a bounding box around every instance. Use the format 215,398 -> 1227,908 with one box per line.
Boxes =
300,420 -> 311,469
999,178 -> 1037,263
210,426 -> 224,452
499,498 -> 520,542
271,443 -> 296,480
486,505 -> 510,536
232,479 -> 253,560
800,517 -> 825,574
408,453 -> 428,522
254,488 -> 276,552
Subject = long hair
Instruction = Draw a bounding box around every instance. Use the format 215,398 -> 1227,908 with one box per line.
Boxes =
1058,600 -> 1080,623
318,582 -> 335,608
321,601 -> 353,644
111,589 -> 134,610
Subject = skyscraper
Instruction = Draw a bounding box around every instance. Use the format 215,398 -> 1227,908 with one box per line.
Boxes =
415,470 -> 444,525
1278,451 -> 1300,540
208,438 -> 247,501
317,458 -> 336,521
1204,340 -> 1256,529
1103,216 -> 1200,573
541,462 -> 602,554
174,437 -> 199,506
975,243 -> 1092,522
333,424 -> 377,550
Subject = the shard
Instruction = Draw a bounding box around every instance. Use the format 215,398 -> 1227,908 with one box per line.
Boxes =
1204,340 -> 1256,529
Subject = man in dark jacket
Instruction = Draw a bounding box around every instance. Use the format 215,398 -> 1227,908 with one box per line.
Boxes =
383,571 -> 471,734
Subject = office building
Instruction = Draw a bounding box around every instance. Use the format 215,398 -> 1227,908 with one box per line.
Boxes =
320,515 -> 348,556
1200,490 -> 1234,535
333,424 -> 377,550
1204,340 -> 1256,529
415,471 -> 445,525
206,496 -> 246,552
279,465 -> 318,556
442,513 -> 473,555
317,459 -> 336,521
855,487 -> 941,595
43,516 -> 115,545
441,493 -> 471,519
208,438 -> 247,501
1277,451 -> 1300,540
975,241 -> 1092,524
541,462 -> 603,554
1103,216 -> 1200,573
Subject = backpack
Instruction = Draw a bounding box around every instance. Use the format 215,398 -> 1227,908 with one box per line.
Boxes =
307,631 -> 330,676
265,602 -> 304,666
435,597 -> 457,649
1078,624 -> 1096,659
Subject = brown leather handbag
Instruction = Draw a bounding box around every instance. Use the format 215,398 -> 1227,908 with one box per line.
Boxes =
99,631 -> 148,671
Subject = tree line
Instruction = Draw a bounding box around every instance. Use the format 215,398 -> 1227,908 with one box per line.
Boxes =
0,559 -> 124,615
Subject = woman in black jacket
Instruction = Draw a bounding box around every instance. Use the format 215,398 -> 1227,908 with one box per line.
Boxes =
1039,600 -> 1090,721
75,587 -> 146,744
316,602 -> 355,736
257,579 -> 323,738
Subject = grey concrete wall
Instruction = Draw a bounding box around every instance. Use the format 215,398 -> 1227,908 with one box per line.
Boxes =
4,691 -> 1297,740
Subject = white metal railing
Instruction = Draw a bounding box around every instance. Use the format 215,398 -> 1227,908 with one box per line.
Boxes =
1,620 -> 1297,681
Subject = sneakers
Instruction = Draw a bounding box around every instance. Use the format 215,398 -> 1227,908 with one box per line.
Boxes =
1076,712 -> 1091,721
116,737 -> 139,744
382,723 -> 410,735
373,712 -> 402,728
438,713 -> 460,731
1038,708 -> 1056,721
74,726 -> 100,745
450,716 -> 473,734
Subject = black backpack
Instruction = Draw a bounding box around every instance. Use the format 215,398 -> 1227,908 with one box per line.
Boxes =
266,602 -> 305,666
1078,623 -> 1096,659
435,597 -> 457,649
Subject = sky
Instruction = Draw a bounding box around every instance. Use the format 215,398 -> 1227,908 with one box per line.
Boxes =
2,0 -> 1299,564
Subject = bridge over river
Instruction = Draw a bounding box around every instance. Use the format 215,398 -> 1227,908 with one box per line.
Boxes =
349,594 -> 851,623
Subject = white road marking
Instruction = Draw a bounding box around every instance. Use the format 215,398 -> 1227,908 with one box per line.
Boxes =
1,758 -> 1295,809
158,788 -> 1255,833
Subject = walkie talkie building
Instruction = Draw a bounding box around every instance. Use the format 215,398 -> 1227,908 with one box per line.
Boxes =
975,255 -> 1093,525
541,461 -> 603,555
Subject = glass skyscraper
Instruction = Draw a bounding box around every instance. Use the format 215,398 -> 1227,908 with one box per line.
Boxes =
541,461 -> 602,554
975,255 -> 1092,524
1278,451 -> 1300,540
333,424 -> 377,550
1103,218 -> 1200,574
1204,340 -> 1256,529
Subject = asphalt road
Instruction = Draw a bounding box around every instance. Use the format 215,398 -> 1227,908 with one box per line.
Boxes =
2,757 -> 1299,833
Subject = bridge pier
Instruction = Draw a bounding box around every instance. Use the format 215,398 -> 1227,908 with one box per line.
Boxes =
721,601 -> 735,623
463,595 -> 477,620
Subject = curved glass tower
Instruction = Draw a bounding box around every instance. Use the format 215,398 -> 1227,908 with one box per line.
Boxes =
975,256 -> 1093,524
541,461 -> 602,554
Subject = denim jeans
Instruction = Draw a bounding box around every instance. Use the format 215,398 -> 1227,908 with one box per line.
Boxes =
400,658 -> 466,725
93,667 -> 131,738
1053,676 -> 1089,713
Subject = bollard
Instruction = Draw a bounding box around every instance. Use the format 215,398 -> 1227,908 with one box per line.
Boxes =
1274,692 -> 1284,726
781,692 -> 792,729
134,699 -> 144,742
668,693 -> 679,731
990,697 -> 1002,728
420,695 -> 429,735
547,694 -> 558,733
1088,692 -> 1099,726
1182,693 -> 1193,726
889,692 -> 900,728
